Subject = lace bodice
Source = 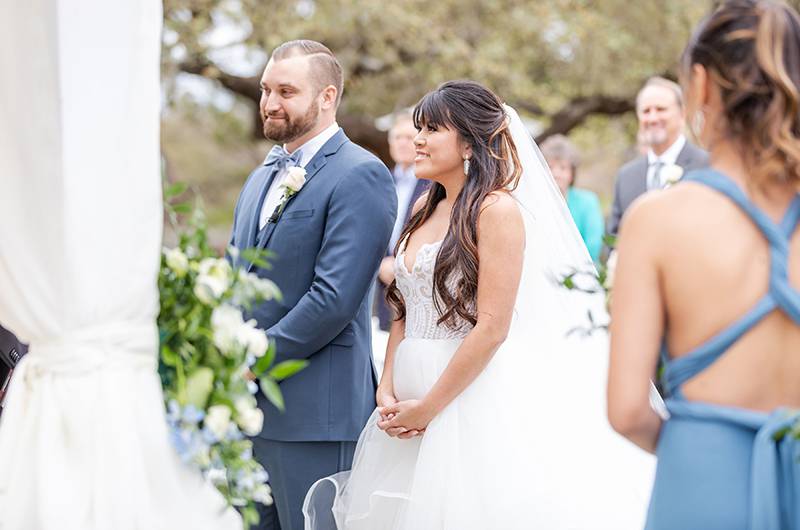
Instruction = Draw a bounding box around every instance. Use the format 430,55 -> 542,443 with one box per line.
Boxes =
395,240 -> 473,340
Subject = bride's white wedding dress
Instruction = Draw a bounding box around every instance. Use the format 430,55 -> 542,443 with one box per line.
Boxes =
304,107 -> 656,530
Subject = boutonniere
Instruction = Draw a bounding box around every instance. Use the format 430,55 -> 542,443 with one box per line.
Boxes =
661,164 -> 684,189
268,166 -> 307,223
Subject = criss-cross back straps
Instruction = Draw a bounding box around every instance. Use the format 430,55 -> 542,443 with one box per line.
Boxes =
662,169 -> 800,395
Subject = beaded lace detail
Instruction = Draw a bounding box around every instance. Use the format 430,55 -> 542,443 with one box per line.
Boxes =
395,240 -> 473,340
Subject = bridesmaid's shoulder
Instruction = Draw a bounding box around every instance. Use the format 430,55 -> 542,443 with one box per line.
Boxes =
620,182 -> 713,243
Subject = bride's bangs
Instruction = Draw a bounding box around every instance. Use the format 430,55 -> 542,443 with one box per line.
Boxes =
412,90 -> 453,132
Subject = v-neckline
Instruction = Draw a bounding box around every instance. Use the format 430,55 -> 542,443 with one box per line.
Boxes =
400,239 -> 444,275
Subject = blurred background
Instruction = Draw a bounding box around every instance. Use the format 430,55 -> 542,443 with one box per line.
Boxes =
160,0 -> 798,246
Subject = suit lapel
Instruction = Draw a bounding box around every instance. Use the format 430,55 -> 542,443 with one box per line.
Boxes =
247,162 -> 280,249
251,129 -> 349,258
675,142 -> 697,169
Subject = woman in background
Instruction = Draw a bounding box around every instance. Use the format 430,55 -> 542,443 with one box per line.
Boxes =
541,134 -> 604,261
608,1 -> 800,528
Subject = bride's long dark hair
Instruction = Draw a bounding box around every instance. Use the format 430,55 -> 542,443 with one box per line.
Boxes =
386,80 -> 522,329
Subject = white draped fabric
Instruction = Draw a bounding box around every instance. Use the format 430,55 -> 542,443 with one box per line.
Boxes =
0,1 -> 240,528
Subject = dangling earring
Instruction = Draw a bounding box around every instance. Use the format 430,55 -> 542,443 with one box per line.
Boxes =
463,157 -> 471,176
691,109 -> 705,140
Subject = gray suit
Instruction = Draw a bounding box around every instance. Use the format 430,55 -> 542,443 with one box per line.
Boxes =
229,129 -> 396,530
608,141 -> 709,236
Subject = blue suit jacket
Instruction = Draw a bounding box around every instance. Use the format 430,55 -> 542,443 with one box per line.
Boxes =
230,129 -> 397,442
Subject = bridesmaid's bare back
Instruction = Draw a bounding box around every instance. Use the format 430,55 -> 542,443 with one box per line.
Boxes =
645,179 -> 800,410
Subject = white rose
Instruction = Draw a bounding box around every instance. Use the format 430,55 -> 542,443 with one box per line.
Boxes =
252,484 -> 273,505
235,397 -> 263,434
194,258 -> 232,303
165,247 -> 189,277
282,166 -> 307,193
206,467 -> 228,486
235,401 -> 264,436
204,405 -> 232,440
238,323 -> 269,357
211,305 -> 246,353
252,276 -> 280,301
661,164 -> 684,188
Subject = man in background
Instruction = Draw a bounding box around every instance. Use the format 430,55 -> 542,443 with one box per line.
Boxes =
374,111 -> 429,333
608,77 -> 708,236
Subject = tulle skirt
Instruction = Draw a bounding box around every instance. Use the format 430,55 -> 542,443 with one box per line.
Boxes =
304,335 -> 655,530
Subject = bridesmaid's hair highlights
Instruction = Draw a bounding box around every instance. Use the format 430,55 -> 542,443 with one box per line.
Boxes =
683,0 -> 800,187
386,80 -> 522,329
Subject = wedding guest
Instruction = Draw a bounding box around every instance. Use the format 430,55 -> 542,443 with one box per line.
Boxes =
374,111 -> 429,331
541,134 -> 604,262
607,77 -> 708,236
609,1 -> 800,528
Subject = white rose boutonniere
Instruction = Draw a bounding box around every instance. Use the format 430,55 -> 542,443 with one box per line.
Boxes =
282,166 -> 307,194
661,164 -> 684,188
269,166 -> 307,223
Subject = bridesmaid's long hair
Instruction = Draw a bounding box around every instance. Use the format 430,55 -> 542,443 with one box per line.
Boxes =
683,0 -> 800,187
386,80 -> 522,329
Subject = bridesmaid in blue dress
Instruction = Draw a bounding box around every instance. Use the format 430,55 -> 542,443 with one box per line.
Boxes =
608,1 -> 800,528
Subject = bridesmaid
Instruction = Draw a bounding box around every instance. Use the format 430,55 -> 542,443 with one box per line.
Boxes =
608,1 -> 800,529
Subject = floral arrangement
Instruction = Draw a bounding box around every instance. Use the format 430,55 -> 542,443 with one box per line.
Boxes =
559,235 -> 617,335
158,182 -> 307,527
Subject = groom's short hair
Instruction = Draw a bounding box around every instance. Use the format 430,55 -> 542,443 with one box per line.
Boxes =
271,40 -> 344,107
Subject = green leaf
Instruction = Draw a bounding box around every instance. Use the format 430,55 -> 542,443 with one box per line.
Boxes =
161,344 -> 180,367
164,181 -> 188,199
268,359 -> 308,381
240,248 -> 274,270
259,377 -> 285,412
251,339 -> 276,376
172,203 -> 193,214
185,367 -> 215,409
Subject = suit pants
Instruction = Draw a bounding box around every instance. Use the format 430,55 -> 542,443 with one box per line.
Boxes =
251,438 -> 357,530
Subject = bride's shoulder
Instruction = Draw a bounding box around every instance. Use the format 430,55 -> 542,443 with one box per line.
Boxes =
410,192 -> 429,217
477,191 -> 524,236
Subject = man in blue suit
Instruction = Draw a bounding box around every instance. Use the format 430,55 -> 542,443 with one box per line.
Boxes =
228,40 -> 396,530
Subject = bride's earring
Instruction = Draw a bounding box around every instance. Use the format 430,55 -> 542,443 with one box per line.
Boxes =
463,157 -> 471,176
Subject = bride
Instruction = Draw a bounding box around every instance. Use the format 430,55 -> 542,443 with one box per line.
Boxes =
304,80 -> 655,529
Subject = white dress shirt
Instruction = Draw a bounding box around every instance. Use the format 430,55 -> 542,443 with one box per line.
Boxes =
646,134 -> 686,190
389,164 -> 418,250
259,122 -> 341,229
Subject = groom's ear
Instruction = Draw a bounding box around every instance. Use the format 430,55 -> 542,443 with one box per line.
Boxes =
319,84 -> 339,111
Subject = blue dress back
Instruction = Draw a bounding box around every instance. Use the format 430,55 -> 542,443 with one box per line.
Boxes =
647,169 -> 800,530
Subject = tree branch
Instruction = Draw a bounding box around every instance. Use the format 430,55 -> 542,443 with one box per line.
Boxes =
535,94 -> 635,142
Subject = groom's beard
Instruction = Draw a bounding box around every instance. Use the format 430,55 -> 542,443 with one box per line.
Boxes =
262,101 -> 320,144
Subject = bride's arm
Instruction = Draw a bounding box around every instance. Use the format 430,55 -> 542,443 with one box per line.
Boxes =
376,316 -> 404,409
379,192 -> 524,433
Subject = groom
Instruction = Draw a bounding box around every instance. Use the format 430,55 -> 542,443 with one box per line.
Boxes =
228,40 -> 396,530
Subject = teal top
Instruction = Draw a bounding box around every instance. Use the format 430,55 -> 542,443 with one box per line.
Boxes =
566,187 -> 604,262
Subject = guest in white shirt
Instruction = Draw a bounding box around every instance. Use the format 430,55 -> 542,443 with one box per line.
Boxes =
608,77 -> 709,236
374,111 -> 429,331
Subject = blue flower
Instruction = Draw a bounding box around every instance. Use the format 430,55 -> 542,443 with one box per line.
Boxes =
225,423 -> 244,441
166,399 -> 182,424
182,404 -> 206,424
201,426 -> 219,444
